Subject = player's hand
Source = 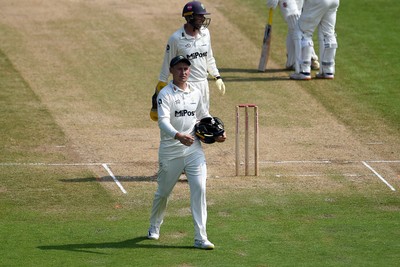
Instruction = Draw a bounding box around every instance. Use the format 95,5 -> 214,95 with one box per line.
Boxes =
266,0 -> 279,9
215,132 -> 226,143
175,133 -> 195,146
215,77 -> 225,95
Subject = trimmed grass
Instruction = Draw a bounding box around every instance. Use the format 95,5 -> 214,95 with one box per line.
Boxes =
308,0 -> 400,135
0,0 -> 399,266
0,51 -> 67,163
1,174 -> 399,266
223,0 -> 400,137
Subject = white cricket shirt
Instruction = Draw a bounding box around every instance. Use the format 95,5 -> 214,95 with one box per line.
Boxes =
157,81 -> 210,159
159,26 -> 220,83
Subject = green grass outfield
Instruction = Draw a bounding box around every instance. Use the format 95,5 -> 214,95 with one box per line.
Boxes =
1,0 -> 399,266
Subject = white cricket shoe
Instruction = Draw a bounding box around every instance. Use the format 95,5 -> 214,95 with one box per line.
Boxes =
290,72 -> 311,80
316,72 -> 334,79
147,225 -> 160,240
311,58 -> 320,70
194,239 -> 215,250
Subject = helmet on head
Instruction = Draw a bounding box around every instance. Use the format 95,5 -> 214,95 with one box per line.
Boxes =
195,117 -> 224,144
182,1 -> 210,16
182,1 -> 211,30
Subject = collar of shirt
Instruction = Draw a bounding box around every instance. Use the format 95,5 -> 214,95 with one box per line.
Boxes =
180,26 -> 205,40
172,83 -> 192,94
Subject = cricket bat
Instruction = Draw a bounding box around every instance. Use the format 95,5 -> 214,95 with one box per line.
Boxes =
258,8 -> 274,72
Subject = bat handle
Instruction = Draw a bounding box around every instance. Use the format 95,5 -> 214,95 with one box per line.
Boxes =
268,8 -> 273,25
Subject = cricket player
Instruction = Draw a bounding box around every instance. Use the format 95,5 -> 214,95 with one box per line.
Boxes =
147,55 -> 226,250
290,0 -> 339,80
150,1 -> 225,121
266,0 -> 320,70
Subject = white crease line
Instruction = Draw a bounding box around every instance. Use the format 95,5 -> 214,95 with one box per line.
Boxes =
259,160 -> 333,164
365,160 -> 400,163
101,163 -> 127,194
275,173 -> 361,178
1,160 -> 399,166
361,161 -> 396,191
0,162 -> 104,166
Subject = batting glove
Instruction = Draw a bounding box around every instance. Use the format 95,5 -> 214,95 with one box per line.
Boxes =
155,81 -> 168,93
150,81 -> 168,121
215,76 -> 225,95
266,0 -> 279,9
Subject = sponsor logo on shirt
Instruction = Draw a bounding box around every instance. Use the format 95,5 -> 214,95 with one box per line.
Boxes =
175,110 -> 195,117
187,51 -> 207,60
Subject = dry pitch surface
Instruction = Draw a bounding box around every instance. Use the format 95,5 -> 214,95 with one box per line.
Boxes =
0,0 -> 399,194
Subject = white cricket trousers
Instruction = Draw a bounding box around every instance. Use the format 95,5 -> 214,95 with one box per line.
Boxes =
189,79 -> 210,112
299,0 -> 339,74
150,149 -> 208,241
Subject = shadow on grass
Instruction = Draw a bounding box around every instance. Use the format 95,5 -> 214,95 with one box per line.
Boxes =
219,67 -> 288,73
60,175 -> 156,183
37,236 -> 193,254
217,67 -> 290,82
59,176 -> 190,183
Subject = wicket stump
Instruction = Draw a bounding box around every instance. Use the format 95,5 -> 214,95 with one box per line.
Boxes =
235,104 -> 259,176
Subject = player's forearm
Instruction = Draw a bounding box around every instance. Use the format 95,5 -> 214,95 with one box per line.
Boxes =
206,54 -> 220,78
158,62 -> 170,82
159,117 -> 178,138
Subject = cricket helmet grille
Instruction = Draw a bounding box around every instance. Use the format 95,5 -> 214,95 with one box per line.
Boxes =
182,1 -> 211,29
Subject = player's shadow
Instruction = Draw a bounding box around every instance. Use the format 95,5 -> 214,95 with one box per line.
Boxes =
37,236 -> 193,254
217,67 -> 290,82
219,67 -> 287,73
60,175 -> 188,183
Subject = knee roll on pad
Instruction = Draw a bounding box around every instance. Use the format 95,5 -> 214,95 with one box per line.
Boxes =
301,36 -> 314,48
324,42 -> 338,49
319,32 -> 337,48
319,33 -> 337,72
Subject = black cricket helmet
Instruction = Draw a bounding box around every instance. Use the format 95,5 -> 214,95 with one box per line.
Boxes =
195,117 -> 224,144
182,1 -> 211,29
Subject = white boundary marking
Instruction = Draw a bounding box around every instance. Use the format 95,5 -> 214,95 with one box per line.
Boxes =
361,161 -> 396,191
101,163 -> 127,194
